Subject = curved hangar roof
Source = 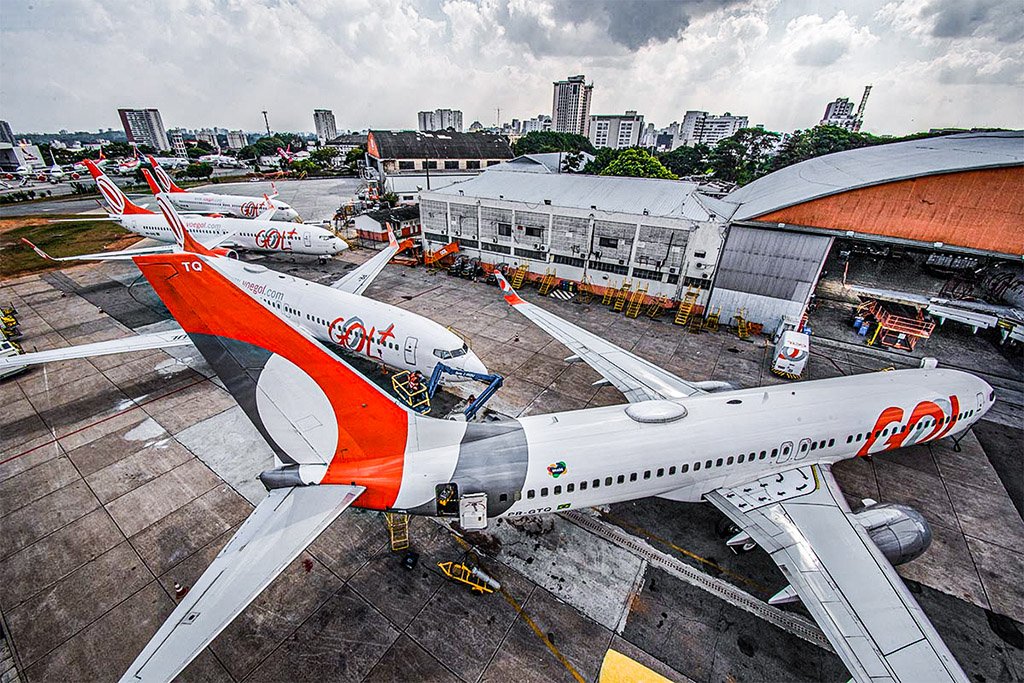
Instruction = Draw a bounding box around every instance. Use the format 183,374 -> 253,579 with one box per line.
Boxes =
725,131 -> 1024,255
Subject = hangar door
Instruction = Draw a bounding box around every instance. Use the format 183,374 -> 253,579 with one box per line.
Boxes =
708,226 -> 832,333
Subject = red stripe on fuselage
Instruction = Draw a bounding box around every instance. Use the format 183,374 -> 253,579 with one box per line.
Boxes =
133,255 -> 408,509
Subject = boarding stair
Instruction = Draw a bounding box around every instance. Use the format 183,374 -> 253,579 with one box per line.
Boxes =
624,284 -> 649,319
735,309 -> 750,340
674,287 -> 699,326
703,307 -> 721,332
578,277 -> 596,304
538,269 -> 558,296
645,295 -> 672,319
383,512 -> 410,551
509,264 -> 529,289
611,280 -> 633,312
688,309 -> 705,334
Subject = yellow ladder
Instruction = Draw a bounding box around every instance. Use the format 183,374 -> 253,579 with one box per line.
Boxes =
688,309 -> 704,334
735,308 -> 750,339
624,284 -> 649,318
646,295 -> 671,319
510,264 -> 529,289
601,280 -> 618,305
703,307 -> 721,332
384,512 -> 410,551
674,287 -> 699,326
611,280 -> 632,312
538,269 -> 557,295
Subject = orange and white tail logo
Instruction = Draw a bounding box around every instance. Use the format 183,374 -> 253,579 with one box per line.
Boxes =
140,168 -> 162,196
147,155 -> 185,193
156,194 -> 215,256
82,159 -> 153,216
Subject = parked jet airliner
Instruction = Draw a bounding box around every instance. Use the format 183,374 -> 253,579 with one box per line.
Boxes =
111,255 -> 987,681
82,161 -> 344,257
145,155 -> 300,221
10,196 -> 486,384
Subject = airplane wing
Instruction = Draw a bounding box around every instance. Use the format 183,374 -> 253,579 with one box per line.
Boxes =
121,484 -> 365,683
704,464 -> 967,683
494,273 -> 705,402
0,329 -> 192,369
21,238 -> 174,262
330,227 -> 399,295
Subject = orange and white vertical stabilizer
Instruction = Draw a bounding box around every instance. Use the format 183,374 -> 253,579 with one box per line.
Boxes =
146,155 -> 187,192
132,251 -> 413,510
82,159 -> 154,215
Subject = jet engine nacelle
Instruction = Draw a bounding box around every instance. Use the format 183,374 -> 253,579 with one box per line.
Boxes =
210,248 -> 239,260
853,501 -> 932,566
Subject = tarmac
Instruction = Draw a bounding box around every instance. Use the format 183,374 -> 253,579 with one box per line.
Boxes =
1,246 -> 1022,682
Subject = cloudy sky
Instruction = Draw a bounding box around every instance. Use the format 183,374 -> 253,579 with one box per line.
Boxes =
2,0 -> 1021,136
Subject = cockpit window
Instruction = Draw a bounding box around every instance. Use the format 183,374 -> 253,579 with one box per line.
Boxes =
434,343 -> 467,359
433,349 -> 451,359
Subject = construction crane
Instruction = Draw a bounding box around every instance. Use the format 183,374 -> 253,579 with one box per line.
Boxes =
853,85 -> 872,132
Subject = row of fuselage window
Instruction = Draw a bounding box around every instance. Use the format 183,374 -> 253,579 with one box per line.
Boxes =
842,409 -> 975,445
265,303 -> 404,353
509,448 -> 785,502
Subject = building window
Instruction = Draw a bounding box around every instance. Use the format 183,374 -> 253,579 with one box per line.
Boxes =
524,226 -> 544,238
588,260 -> 629,275
398,160 -> 415,170
487,160 -> 501,166
444,160 -> 459,170
514,248 -> 547,261
426,160 -> 438,169
553,254 -> 585,268
632,268 -> 663,282
481,243 -> 511,254
466,160 -> 481,170
599,237 -> 619,249
497,223 -> 512,237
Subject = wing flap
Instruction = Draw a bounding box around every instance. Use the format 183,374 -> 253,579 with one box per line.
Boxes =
121,484 -> 364,682
0,329 -> 192,368
706,465 -> 967,683
495,273 -> 702,402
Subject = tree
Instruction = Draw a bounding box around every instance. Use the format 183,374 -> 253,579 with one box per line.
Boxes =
706,128 -> 781,185
769,126 -> 880,174
658,143 -> 711,178
599,148 -> 678,180
289,159 -> 318,175
381,191 -> 399,207
310,147 -> 339,168
513,131 -> 596,156
581,147 -> 620,174
181,162 -> 214,179
345,147 -> 365,166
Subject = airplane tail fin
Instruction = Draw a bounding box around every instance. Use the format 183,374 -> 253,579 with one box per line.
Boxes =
98,149 -> 107,161
155,194 -> 216,256
147,155 -> 186,193
82,159 -> 154,215
131,252 -> 416,509
140,168 -> 162,195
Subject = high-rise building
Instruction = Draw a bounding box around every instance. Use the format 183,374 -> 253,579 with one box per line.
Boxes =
170,131 -> 188,159
117,108 -> 170,151
196,129 -> 219,150
819,87 -> 871,131
226,130 -> 248,150
521,114 -> 552,133
551,75 -> 593,136
679,111 -> 748,147
417,109 -> 464,132
0,121 -> 14,145
313,109 -> 337,143
588,111 -> 644,150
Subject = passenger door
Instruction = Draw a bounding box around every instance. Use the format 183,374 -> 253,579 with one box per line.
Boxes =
404,336 -> 418,366
303,231 -> 312,248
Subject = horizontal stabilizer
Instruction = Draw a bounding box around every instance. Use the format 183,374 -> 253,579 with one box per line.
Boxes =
0,329 -> 191,368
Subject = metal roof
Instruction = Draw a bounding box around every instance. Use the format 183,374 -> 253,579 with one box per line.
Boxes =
367,130 -> 512,160
726,131 -> 1024,221
486,152 -> 593,174
428,172 -> 728,222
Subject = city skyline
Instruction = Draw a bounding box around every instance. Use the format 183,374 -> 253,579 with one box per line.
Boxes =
1,0 -> 1021,136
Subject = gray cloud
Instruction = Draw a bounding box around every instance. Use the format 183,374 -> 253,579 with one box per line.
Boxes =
496,0 -> 742,56
793,38 -> 849,67
923,0 -> 1024,43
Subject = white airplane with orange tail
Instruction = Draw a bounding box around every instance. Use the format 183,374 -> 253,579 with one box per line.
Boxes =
144,155 -> 300,221
108,249 -> 990,680
9,194 -> 485,385
81,160 -> 343,257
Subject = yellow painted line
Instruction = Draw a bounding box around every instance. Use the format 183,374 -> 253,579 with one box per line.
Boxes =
449,533 -> 585,683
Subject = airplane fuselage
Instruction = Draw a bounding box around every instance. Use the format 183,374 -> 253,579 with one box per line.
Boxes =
212,257 -> 486,380
382,368 -> 993,518
165,191 -> 299,221
118,214 -> 344,256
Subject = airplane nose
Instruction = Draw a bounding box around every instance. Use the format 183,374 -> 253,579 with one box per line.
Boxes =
462,352 -> 489,377
334,238 -> 348,253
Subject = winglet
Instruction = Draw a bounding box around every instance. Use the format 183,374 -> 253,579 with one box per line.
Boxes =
82,159 -> 154,215
140,168 -> 161,195
494,272 -> 525,306
147,155 -> 186,193
20,238 -> 55,261
156,194 -> 216,256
